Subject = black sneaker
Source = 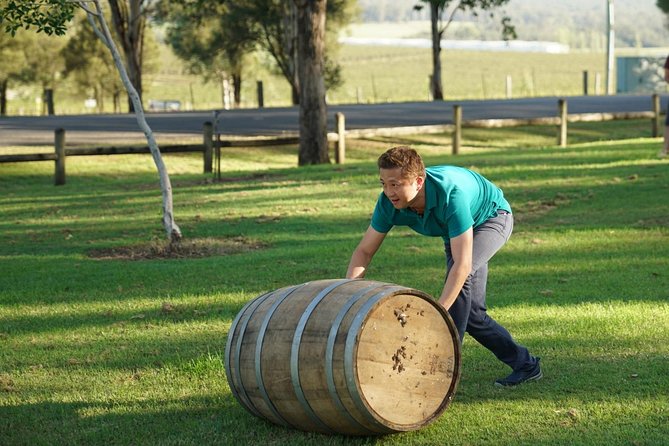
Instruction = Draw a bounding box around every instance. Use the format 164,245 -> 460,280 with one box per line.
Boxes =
495,358 -> 543,387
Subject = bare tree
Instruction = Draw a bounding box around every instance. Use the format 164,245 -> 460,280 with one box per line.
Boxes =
0,0 -> 182,242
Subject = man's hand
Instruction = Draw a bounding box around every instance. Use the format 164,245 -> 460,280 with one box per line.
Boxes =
346,226 -> 386,279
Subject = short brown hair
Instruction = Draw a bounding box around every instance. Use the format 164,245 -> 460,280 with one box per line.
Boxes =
377,146 -> 425,179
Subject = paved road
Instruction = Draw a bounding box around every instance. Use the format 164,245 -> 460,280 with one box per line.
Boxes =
0,94 -> 665,146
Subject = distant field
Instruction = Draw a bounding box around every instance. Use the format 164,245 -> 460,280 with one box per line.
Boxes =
4,42 -> 615,116
334,47 -> 607,103
146,46 -> 609,109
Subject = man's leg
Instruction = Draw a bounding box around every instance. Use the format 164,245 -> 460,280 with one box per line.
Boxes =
446,213 -> 541,385
465,262 -> 533,371
446,212 -> 512,342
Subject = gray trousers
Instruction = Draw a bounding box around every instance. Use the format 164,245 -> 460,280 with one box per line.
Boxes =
445,212 -> 534,371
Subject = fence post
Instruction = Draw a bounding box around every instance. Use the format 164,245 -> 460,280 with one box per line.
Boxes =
583,71 -> 589,96
505,75 -> 512,99
54,128 -> 66,185
203,121 -> 213,173
452,105 -> 462,155
257,81 -> 264,108
335,112 -> 346,164
558,98 -> 568,148
652,93 -> 661,138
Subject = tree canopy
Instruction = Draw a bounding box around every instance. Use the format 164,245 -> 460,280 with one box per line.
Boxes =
0,0 -> 76,35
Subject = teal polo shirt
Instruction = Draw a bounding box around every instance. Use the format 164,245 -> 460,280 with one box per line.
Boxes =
370,165 -> 511,243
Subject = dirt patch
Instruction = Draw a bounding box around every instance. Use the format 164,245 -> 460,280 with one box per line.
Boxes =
87,236 -> 267,260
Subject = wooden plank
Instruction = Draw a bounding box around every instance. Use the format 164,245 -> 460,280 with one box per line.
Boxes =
567,111 -> 654,123
0,153 -> 58,162
463,116 -> 561,128
218,136 -> 299,147
64,144 -> 203,156
346,124 -> 452,139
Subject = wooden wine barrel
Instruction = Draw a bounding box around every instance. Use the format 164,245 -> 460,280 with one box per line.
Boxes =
224,279 -> 460,436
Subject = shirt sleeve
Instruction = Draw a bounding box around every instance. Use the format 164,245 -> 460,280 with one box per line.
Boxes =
445,188 -> 474,238
370,193 -> 394,233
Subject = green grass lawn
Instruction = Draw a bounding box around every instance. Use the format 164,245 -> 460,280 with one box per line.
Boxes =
1,122 -> 668,445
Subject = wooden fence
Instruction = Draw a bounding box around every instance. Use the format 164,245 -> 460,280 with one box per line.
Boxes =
0,95 -> 663,185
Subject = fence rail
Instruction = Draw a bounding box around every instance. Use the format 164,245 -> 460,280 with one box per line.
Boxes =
1,95 -> 662,185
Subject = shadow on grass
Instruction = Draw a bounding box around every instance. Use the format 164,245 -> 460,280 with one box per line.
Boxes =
0,395 -> 338,446
2,349 -> 666,446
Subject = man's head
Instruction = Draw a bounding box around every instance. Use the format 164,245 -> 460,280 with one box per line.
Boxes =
377,146 -> 426,209
377,146 -> 426,180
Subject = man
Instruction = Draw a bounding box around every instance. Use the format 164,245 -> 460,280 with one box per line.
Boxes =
346,146 -> 541,387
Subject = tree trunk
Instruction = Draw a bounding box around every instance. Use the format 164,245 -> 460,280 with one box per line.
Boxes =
89,1 -> 181,242
94,84 -> 104,113
113,89 -> 121,112
430,2 -> 443,101
43,88 -> 55,115
126,57 -> 142,112
283,2 -> 300,105
295,0 -> 329,166
291,80 -> 300,105
0,79 -> 7,115
232,72 -> 242,108
109,0 -> 145,113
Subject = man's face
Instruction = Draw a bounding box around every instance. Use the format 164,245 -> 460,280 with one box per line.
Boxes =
379,167 -> 423,209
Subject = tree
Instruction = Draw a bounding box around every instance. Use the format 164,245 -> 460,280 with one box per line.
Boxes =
415,0 -> 516,100
155,1 -> 255,109
294,0 -> 329,165
62,13 -> 124,112
156,0 -> 348,166
0,0 -> 182,242
20,31 -> 67,115
107,0 -> 150,112
0,27 -> 27,115
226,0 -> 353,106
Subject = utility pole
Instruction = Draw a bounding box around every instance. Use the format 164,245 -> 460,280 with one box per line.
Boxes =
606,0 -> 615,95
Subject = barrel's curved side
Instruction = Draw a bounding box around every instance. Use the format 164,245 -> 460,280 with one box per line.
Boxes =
325,283 -> 404,435
254,283 -> 306,428
289,279 -> 350,434
224,290 -> 273,418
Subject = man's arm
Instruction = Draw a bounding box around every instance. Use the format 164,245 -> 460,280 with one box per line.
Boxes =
346,226 -> 387,279
438,227 -> 473,310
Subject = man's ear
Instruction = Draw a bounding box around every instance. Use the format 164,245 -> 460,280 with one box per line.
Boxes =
416,175 -> 425,189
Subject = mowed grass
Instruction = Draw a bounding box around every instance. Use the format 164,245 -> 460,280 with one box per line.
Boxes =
1,121 -> 668,445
